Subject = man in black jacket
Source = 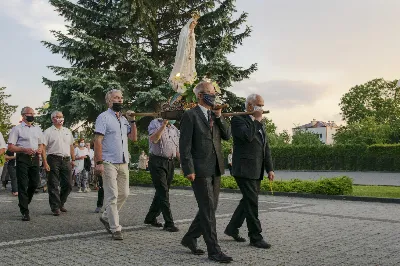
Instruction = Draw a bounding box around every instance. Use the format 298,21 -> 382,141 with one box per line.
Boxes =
224,94 -> 275,249
179,81 -> 232,263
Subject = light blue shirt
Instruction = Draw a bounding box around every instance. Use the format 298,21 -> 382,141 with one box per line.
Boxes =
95,109 -> 131,164
8,122 -> 43,149
148,119 -> 179,158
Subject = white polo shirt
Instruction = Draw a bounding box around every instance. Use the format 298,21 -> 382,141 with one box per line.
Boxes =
43,125 -> 74,157
8,122 -> 43,149
0,132 -> 6,150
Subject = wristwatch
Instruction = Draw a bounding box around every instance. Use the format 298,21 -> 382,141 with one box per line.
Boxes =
130,120 -> 136,124
96,161 -> 103,165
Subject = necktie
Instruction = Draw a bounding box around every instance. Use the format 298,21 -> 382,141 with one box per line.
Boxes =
207,110 -> 214,128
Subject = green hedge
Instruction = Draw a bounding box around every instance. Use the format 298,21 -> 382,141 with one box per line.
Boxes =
271,144 -> 400,171
129,171 -> 353,196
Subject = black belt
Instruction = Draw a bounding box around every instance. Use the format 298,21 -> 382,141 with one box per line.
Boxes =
48,154 -> 71,161
150,154 -> 174,161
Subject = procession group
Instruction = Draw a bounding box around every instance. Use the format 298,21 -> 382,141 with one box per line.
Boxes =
0,81 -> 275,263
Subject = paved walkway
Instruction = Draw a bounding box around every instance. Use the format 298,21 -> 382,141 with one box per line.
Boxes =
0,187 -> 399,265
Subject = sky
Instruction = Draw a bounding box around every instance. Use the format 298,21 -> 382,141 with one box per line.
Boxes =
0,0 -> 399,132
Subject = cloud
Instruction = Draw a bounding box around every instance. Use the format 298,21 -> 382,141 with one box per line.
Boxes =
0,0 -> 66,40
230,79 -> 332,109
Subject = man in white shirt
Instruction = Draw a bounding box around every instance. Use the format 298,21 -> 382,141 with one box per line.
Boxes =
8,107 -> 44,221
0,132 -> 6,190
0,132 -> 6,156
42,111 -> 75,216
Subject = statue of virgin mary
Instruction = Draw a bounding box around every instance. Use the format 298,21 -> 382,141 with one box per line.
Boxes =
169,13 -> 199,93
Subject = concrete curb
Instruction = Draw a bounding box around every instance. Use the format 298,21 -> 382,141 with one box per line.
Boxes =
133,184 -> 400,204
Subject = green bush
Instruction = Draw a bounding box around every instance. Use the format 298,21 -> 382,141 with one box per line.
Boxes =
271,144 -> 400,171
129,171 -> 353,196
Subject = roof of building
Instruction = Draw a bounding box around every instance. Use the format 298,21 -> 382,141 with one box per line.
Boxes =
295,119 -> 339,129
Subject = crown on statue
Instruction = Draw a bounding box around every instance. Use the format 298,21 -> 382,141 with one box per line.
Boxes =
191,11 -> 200,20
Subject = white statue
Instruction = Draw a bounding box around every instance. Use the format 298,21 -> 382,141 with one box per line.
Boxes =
169,12 -> 200,93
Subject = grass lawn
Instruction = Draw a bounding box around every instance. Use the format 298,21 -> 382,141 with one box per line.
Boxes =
351,185 -> 400,198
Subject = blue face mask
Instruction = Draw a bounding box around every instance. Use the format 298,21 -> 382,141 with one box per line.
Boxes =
202,93 -> 216,107
169,120 -> 176,125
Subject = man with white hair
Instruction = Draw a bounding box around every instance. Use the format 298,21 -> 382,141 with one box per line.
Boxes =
224,94 -> 274,249
42,111 -> 75,216
179,81 -> 232,263
8,107 -> 44,221
94,89 -> 137,240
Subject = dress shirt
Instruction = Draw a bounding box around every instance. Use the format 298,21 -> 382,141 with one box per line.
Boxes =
43,125 -> 74,157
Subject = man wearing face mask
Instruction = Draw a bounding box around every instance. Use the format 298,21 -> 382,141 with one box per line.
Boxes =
144,117 -> 180,232
41,111 -> 75,216
224,94 -> 274,249
8,107 -> 44,221
94,89 -> 137,240
179,81 -> 232,263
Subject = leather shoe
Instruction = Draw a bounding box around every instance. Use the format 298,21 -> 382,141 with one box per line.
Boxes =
163,225 -> 179,232
60,207 -> 67,212
208,252 -> 233,263
224,230 -> 246,242
100,217 -> 112,234
144,219 -> 163,228
250,239 -> 271,249
22,213 -> 30,221
112,231 -> 123,240
181,239 -> 205,255
52,209 -> 61,216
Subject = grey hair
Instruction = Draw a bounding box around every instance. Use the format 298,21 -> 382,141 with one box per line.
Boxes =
105,89 -> 122,105
245,94 -> 259,109
20,106 -> 32,115
193,81 -> 212,98
50,110 -> 62,120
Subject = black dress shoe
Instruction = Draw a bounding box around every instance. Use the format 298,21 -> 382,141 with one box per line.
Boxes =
208,252 -> 233,263
250,239 -> 272,249
22,213 -> 30,221
224,230 -> 246,242
163,225 -> 179,232
181,239 -> 205,255
144,219 -> 163,228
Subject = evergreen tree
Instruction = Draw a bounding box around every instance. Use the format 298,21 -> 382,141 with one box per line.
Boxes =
40,0 -> 256,130
0,87 -> 18,138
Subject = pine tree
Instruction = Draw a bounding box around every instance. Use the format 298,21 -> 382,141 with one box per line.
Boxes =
40,0 -> 257,130
0,87 -> 18,137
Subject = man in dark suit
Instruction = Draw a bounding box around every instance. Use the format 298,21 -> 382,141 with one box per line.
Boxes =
224,94 -> 275,249
179,81 -> 232,263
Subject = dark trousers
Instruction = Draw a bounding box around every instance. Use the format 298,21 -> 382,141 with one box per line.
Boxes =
16,154 -> 40,215
97,175 -> 104,208
225,178 -> 263,242
183,175 -> 221,255
145,155 -> 175,226
47,155 -> 72,211
7,164 -> 18,193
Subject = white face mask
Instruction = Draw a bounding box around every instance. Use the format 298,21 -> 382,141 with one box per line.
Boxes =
253,106 -> 263,112
79,143 -> 85,147
55,118 -> 64,125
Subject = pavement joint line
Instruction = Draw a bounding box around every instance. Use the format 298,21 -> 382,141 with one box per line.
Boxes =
0,210 -> 276,249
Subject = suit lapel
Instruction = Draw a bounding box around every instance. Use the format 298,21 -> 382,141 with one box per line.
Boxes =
195,105 -> 210,129
246,115 -> 263,145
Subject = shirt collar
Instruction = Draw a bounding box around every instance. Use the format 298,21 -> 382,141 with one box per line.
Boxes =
21,121 -> 33,127
107,108 -> 122,119
51,125 -> 64,131
198,104 -> 209,114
